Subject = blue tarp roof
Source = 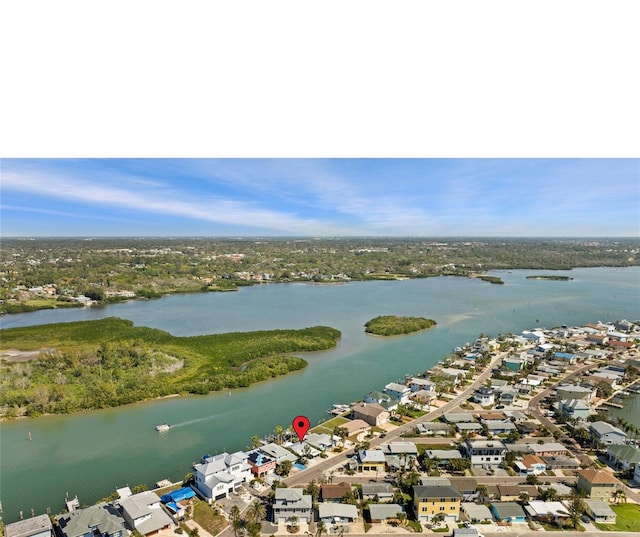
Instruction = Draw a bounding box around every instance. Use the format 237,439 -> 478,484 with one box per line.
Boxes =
554,352 -> 575,359
165,502 -> 180,513
161,487 -> 196,503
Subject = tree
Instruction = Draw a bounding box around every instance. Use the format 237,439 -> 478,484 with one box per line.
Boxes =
276,460 -> 292,477
612,488 -> 627,504
230,506 -> 243,537
303,480 -> 320,505
333,426 -> 349,445
504,451 -> 517,467
246,500 -> 266,525
273,425 -> 284,445
250,435 -> 261,449
475,485 -> 488,503
566,490 -> 586,529
539,487 -> 559,502
446,458 -> 471,474
525,475 -> 540,485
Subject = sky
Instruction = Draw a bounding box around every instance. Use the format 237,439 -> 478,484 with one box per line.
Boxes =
1,158 -> 638,237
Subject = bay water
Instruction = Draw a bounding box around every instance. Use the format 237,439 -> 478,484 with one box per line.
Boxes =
1,267 -> 638,522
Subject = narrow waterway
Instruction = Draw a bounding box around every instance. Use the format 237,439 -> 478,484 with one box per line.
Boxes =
1,267 -> 638,522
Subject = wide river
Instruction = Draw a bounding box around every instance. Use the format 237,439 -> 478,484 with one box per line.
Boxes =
1,267 -> 639,522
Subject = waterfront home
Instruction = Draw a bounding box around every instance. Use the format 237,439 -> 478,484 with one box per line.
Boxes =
460,502 -> 492,523
58,504 -> 125,537
272,488 -> 313,523
368,504 -> 405,523
559,399 -> 590,420
556,384 -> 596,403
305,432 -> 336,451
606,443 -> 640,471
415,422 -> 449,436
361,483 -> 394,501
357,449 -> 387,474
365,390 -> 396,409
352,402 -> 389,427
318,503 -> 358,524
583,500 -> 617,524
5,514 -> 53,537
412,484 -> 462,523
288,442 -> 321,460
464,439 -> 506,468
576,469 -> 620,501
117,491 -> 173,536
247,449 -> 277,478
412,389 -> 437,405
410,378 -> 436,394
259,443 -> 297,464
489,502 -> 526,523
320,482 -> 351,502
438,368 -> 467,384
473,387 -> 495,406
589,421 -> 628,445
193,451 -> 251,502
384,382 -> 411,403
522,330 -> 546,344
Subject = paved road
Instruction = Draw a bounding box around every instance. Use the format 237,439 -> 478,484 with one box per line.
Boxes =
283,353 -> 507,487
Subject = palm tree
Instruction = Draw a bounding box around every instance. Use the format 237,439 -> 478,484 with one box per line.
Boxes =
476,484 -> 488,503
315,520 -> 327,537
230,505 -> 243,537
246,500 -> 266,525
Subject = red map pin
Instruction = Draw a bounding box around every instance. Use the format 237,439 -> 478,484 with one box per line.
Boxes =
292,415 -> 310,442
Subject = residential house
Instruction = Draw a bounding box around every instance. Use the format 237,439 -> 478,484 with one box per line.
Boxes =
525,501 -> 570,525
412,485 -> 462,523
5,515 -> 53,537
496,485 -> 538,502
503,357 -> 526,371
542,456 -> 580,470
272,488 -> 313,523
498,389 -> 518,405
383,442 -> 418,470
456,422 -> 483,435
460,503 -> 492,523
464,439 -> 506,468
361,483 -> 394,502
556,384 -> 596,403
443,413 -> 476,423
522,330 -> 546,344
482,419 -> 517,435
415,422 -> 450,436
247,449 -> 276,478
368,504 -> 405,523
305,433 -> 335,451
424,449 -> 463,467
448,478 -> 477,501
118,491 -> 174,536
352,403 -> 389,427
583,500 -> 617,524
357,449 -> 386,474
489,502 -> 526,523
288,442 -> 321,460
193,451 -> 252,502
589,421 -> 628,445
576,469 -> 620,501
318,503 -> 358,524
559,399 -> 590,421
320,482 -> 352,503
527,443 -> 567,457
607,444 -> 640,471
159,488 -> 195,519
473,387 -> 495,406
259,443 -> 297,464
384,382 -> 411,403
514,455 -> 546,476
342,419 -> 370,437
553,352 -> 577,364
439,368 -> 467,385
58,504 -> 125,537
410,378 -> 436,394
365,391 -> 396,410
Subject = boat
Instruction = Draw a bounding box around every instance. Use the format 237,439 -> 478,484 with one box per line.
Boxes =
155,423 -> 171,432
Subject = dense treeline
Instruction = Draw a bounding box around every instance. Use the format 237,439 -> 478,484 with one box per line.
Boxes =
364,315 -> 437,336
0,317 -> 341,418
1,237 -> 638,314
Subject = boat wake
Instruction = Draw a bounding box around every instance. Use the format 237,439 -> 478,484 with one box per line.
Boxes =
166,414 -> 222,429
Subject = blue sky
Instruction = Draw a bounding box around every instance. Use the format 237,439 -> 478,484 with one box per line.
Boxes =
1,159 -> 638,237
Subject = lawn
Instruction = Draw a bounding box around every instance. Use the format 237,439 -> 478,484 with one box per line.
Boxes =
192,497 -> 228,535
312,415 -> 350,434
595,503 -> 640,532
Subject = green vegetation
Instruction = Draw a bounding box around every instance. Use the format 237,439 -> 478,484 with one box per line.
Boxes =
594,503 -> 640,532
365,316 -> 436,336
192,497 -> 228,535
526,275 -> 573,281
0,317 -> 341,418
1,237 -> 637,314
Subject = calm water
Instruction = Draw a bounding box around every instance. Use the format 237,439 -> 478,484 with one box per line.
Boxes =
1,267 -> 639,522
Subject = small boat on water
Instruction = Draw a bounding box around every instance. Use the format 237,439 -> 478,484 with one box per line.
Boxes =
155,423 -> 171,432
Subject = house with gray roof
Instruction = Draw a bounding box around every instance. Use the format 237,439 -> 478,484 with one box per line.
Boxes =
560,399 -> 590,420
5,515 -> 53,537
273,488 -> 313,523
424,449 -> 463,466
590,421 -> 628,445
444,413 -> 476,423
117,491 -> 173,536
489,502 -> 526,523
193,451 -> 252,501
368,504 -> 405,523
318,503 -> 358,524
416,422 -> 450,435
460,502 -> 492,522
58,504 -> 125,537
361,483 -> 394,501
583,500 -> 617,524
259,443 -> 297,463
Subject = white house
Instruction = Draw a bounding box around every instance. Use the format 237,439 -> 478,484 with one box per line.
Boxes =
118,491 -> 174,536
589,422 -> 628,445
384,382 -> 411,403
410,378 -> 436,394
193,451 -> 251,502
473,387 -> 495,406
464,439 -> 506,468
